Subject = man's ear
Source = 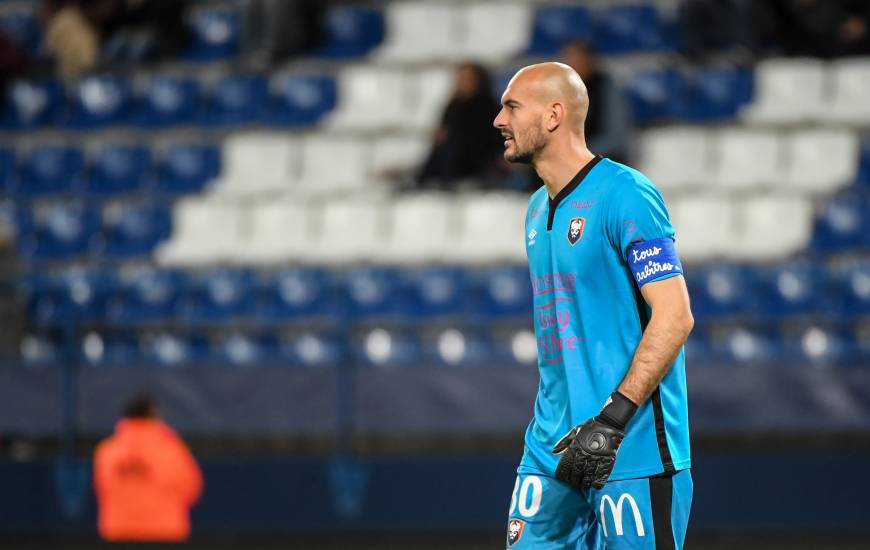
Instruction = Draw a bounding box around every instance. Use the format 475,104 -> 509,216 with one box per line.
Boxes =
546,102 -> 564,132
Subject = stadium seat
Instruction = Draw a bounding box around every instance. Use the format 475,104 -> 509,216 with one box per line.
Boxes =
811,193 -> 865,252
684,66 -> 754,122
470,265 -> 532,320
669,193 -> 734,261
17,201 -> 97,260
255,267 -> 344,322
374,2 -> 457,62
297,135 -> 370,195
406,66 -> 455,132
735,194 -> 812,260
20,333 -> 61,366
305,196 -> 386,264
376,193 -> 455,264
445,193 -> 527,264
141,331 -> 209,366
343,266 -> 404,319
832,261 -> 870,317
526,5 -> 591,55
17,145 -> 84,196
87,144 -> 152,195
177,268 -> 254,325
857,139 -> 870,187
753,263 -> 823,318
212,132 -> 296,197
319,5 -> 385,58
184,7 -> 240,61
421,326 -> 494,368
708,128 -> 782,190
490,325 -> 537,367
132,75 -> 200,127
402,266 -> 469,319
637,126 -> 710,191
353,326 -> 422,368
740,58 -> 826,125
67,75 -> 131,128
212,332 -> 277,366
106,267 -> 185,325
21,267 -> 115,326
155,197 -> 245,265
280,330 -> 345,367
155,142 -> 221,195
201,74 -> 267,126
593,5 -> 666,54
234,198 -> 314,264
781,323 -> 854,368
709,325 -> 778,366
781,129 -> 859,194
2,79 -> 63,128
267,73 -> 337,127
326,66 -> 410,131
828,58 -> 870,125
81,331 -> 140,366
457,2 -> 531,62
626,69 -> 686,125
0,147 -> 15,193
370,133 -> 430,178
98,201 -> 172,258
685,264 -> 750,319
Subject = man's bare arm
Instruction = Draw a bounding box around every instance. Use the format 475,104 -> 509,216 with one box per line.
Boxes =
618,275 -> 694,405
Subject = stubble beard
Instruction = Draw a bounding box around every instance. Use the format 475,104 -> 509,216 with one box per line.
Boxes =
504,125 -> 546,165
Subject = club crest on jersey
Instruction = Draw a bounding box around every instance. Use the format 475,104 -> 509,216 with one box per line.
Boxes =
567,217 -> 585,246
507,518 -> 525,547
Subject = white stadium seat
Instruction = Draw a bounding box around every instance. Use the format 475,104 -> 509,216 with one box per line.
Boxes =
370,134 -> 430,178
669,194 -> 735,262
374,2 -> 459,62
709,128 -> 783,190
297,135 -> 370,195
325,66 -> 410,131
782,129 -> 859,194
233,199 -> 313,264
376,193 -> 456,264
212,132 -> 297,197
156,197 -> 245,266
828,58 -> 870,125
445,193 -> 528,264
740,58 -> 826,125
305,197 -> 387,264
457,3 -> 532,62
637,127 -> 710,191
735,194 -> 813,261
406,66 -> 456,132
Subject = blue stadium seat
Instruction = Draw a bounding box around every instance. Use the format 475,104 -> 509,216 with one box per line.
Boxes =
21,268 -> 115,326
686,264 -> 750,319
421,326 -> 494,368
280,330 -> 346,367
470,266 -> 532,320
0,11 -> 40,53
132,75 -> 200,127
20,332 -> 61,366
344,267 -> 405,320
626,69 -> 686,125
87,144 -> 152,195
155,142 -> 220,195
709,324 -> 779,366
17,201 -> 97,260
0,147 -> 14,193
353,326 -> 422,368
141,332 -> 209,366
268,74 -> 337,126
256,268 -> 344,322
201,74 -> 267,126
81,331 -> 140,366
593,5 -> 665,54
319,5 -> 385,58
402,267 -> 469,319
685,66 -> 754,122
684,324 -> 715,365
98,201 -> 171,258
185,8 -> 240,61
811,193 -> 866,252
526,5 -> 592,55
753,263 -> 824,318
489,324 -> 537,367
833,261 -> 870,317
67,75 -> 131,128
781,323 -> 854,368
212,332 -> 278,366
856,139 -> 870,187
178,269 -> 254,325
17,145 -> 84,196
106,268 -> 185,325
1,79 -> 64,129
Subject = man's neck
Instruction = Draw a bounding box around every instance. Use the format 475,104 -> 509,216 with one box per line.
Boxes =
534,142 -> 596,200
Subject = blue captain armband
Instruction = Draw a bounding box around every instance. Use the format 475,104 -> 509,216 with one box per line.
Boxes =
628,237 -> 683,287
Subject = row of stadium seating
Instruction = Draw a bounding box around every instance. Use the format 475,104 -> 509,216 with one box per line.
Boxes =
17,319 -> 869,370
18,260 -> 870,329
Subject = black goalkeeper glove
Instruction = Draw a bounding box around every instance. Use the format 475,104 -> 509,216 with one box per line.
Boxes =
552,391 -> 638,490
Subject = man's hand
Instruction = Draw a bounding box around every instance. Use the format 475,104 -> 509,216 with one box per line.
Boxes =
552,392 -> 638,490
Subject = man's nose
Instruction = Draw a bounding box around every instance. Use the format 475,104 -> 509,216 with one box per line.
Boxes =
493,108 -> 506,129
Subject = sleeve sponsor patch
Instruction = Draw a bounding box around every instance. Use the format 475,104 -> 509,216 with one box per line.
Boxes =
627,237 -> 682,287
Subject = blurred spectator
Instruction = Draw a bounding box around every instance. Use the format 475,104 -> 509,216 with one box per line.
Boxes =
562,41 -> 630,162
240,0 -> 325,63
679,0 -> 765,58
417,62 -> 502,189
100,0 -> 190,64
0,29 -> 28,98
94,393 -> 203,542
41,0 -> 99,77
766,0 -> 870,58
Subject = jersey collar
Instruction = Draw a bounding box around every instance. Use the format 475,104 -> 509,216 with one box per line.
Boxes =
547,155 -> 603,231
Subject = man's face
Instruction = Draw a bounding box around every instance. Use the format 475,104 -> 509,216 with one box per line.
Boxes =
493,79 -> 548,165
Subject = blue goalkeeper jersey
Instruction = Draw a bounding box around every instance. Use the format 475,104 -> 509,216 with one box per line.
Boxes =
520,156 -> 690,482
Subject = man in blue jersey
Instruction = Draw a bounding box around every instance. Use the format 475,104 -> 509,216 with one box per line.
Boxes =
495,63 -> 694,549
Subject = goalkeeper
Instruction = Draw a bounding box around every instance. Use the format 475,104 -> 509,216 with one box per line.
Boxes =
495,62 -> 694,549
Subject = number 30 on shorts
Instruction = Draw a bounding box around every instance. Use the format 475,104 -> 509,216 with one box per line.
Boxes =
509,475 -> 543,518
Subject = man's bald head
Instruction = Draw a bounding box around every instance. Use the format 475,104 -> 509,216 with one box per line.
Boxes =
505,62 -> 589,134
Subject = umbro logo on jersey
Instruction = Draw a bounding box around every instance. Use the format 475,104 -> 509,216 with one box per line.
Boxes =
567,217 -> 585,246
528,229 -> 537,246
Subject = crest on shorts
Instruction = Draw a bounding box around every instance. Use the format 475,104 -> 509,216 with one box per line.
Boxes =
567,216 -> 585,245
507,518 -> 525,547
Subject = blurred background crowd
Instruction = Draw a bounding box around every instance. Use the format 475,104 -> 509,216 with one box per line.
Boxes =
0,0 -> 869,548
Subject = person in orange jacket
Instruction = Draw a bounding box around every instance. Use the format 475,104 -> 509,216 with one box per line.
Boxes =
94,393 -> 203,542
